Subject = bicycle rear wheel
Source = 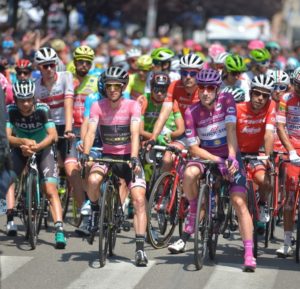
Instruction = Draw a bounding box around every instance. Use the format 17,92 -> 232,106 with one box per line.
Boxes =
296,197 -> 300,263
247,180 -> 258,258
147,172 -> 178,249
26,172 -> 42,250
98,182 -> 110,267
194,184 -> 209,270
265,183 -> 274,248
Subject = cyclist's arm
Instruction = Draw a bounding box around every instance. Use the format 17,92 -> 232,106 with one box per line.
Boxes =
32,127 -> 57,152
6,127 -> 36,147
64,72 -> 75,133
152,103 -> 173,140
83,121 -> 97,155
189,144 -> 222,162
80,117 -> 89,141
264,129 -> 274,156
277,122 -> 294,152
170,113 -> 184,140
131,120 -> 140,158
140,117 -> 152,140
226,122 -> 238,159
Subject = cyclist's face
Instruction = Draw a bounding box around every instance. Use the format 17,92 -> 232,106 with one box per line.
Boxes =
16,70 -> 31,81
128,57 -> 138,70
272,83 -> 288,102
181,69 -> 198,88
16,98 -> 34,116
198,85 -> 218,108
138,69 -> 149,81
293,81 -> 300,96
250,88 -> 271,111
151,86 -> 167,102
39,62 -> 56,78
105,82 -> 124,102
227,72 -> 241,84
75,59 -> 92,77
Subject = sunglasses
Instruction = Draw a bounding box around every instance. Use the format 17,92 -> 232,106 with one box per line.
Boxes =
274,84 -> 288,91
251,90 -> 271,99
198,85 -> 217,92
76,60 -> 92,66
42,63 -> 56,70
152,59 -> 163,66
181,70 -> 198,77
153,86 -> 168,94
105,83 -> 123,90
16,70 -> 30,76
229,71 -> 241,77
256,60 -> 270,67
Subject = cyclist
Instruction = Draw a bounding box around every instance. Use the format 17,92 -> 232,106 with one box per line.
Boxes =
246,48 -> 271,82
167,68 -> 255,272
221,86 -> 246,104
15,59 -> 33,81
125,54 -> 152,101
126,48 -> 142,75
265,41 -> 282,70
221,54 -> 250,101
82,66 -> 148,266
236,74 -> 276,226
210,51 -> 229,75
276,68 -> 300,257
151,54 -> 204,148
34,47 -> 78,216
5,80 -> 66,248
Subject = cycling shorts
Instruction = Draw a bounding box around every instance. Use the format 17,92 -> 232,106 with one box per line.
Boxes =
56,125 -> 77,164
91,154 -> 146,190
11,146 -> 58,184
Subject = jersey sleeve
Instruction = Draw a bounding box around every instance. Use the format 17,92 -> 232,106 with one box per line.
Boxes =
172,99 -> 182,119
64,71 -> 74,99
89,101 -> 100,125
6,105 -> 15,129
84,93 -> 96,118
276,96 -> 289,124
223,93 -> 237,124
184,106 -> 199,147
130,100 -> 141,123
265,100 -> 276,130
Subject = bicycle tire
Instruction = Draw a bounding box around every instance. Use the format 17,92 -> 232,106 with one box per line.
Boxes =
58,175 -> 70,221
178,197 -> 189,237
219,186 -> 232,235
147,172 -> 178,249
37,193 -> 47,234
26,172 -> 41,250
265,182 -> 274,248
98,182 -> 110,267
109,185 -> 120,257
247,180 -> 258,258
296,197 -> 300,263
194,183 -> 209,270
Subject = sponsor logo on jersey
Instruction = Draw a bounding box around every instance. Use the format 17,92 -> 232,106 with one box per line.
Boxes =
215,103 -> 222,111
15,122 -> 43,129
185,129 -> 192,136
227,107 -> 235,114
241,126 -> 261,134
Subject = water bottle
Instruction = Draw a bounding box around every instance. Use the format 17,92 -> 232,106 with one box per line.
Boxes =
0,198 -> 7,215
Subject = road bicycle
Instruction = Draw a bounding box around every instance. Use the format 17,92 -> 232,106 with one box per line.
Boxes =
14,154 -> 45,249
194,160 -> 231,270
147,145 -> 189,249
83,157 -> 133,268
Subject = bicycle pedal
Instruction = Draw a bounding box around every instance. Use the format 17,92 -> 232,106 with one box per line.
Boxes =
122,221 -> 131,232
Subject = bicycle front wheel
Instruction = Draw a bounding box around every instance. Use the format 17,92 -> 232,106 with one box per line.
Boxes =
26,172 -> 42,250
98,182 -> 110,267
147,172 -> 178,249
194,184 -> 209,270
296,196 -> 300,263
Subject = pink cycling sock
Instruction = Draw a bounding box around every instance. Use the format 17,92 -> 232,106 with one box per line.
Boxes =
243,240 -> 253,257
189,198 -> 197,214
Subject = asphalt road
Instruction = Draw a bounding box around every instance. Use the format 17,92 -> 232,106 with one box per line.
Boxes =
1,214 -> 299,289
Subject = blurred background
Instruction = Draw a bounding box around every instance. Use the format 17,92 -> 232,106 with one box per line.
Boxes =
0,0 -> 299,47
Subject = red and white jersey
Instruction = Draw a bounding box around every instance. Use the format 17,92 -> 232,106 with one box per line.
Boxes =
236,100 -> 276,153
277,92 -> 300,149
35,71 -> 74,125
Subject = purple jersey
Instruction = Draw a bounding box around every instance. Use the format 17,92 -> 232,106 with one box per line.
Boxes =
89,98 -> 141,155
184,92 -> 237,158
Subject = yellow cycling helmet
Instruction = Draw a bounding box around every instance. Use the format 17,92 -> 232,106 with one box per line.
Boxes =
137,55 -> 153,71
73,45 -> 95,62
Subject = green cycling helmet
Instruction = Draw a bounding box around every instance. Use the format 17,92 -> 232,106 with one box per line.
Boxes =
225,54 -> 247,72
249,48 -> 271,63
137,55 -> 153,71
151,47 -> 175,62
265,41 -> 281,51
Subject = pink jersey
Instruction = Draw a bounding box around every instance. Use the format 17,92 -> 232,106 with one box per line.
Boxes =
35,71 -> 74,125
184,92 -> 237,158
89,98 -> 141,154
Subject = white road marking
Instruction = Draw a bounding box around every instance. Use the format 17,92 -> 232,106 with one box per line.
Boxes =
203,262 -> 278,289
0,256 -> 33,281
67,260 -> 155,289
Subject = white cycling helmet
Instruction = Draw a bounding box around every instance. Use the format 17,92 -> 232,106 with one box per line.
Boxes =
221,86 -> 245,103
292,67 -> 300,84
13,80 -> 35,99
34,47 -> 58,64
251,74 -> 274,91
126,48 -> 142,59
267,70 -> 290,86
103,66 -> 129,85
180,54 -> 204,69
213,52 -> 230,64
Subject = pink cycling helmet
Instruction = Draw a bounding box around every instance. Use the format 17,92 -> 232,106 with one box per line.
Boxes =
208,43 -> 226,59
248,39 -> 265,50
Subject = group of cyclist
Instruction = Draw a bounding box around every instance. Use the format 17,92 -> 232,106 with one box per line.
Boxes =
1,38 -> 300,271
